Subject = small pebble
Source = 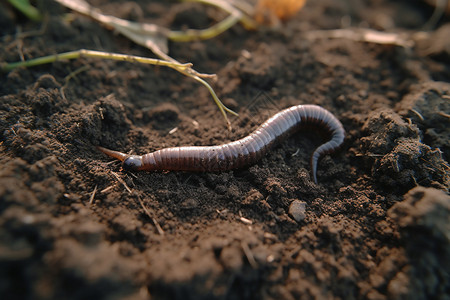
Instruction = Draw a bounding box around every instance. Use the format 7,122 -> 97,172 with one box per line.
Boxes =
180,198 -> 198,209
289,200 -> 307,222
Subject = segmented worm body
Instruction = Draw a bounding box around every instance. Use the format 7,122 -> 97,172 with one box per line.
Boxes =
98,105 -> 345,183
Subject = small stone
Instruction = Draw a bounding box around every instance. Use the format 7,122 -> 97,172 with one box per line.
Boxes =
180,198 -> 198,209
289,200 -> 307,222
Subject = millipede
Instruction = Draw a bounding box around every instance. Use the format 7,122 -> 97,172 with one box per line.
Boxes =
98,104 -> 345,183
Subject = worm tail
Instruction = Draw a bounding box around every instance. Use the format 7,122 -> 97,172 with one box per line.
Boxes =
97,146 -> 128,162
310,129 -> 345,184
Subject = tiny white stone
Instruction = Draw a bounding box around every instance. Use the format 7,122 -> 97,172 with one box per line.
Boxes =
289,200 -> 307,222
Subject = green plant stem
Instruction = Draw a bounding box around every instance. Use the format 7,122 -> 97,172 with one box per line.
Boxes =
1,49 -> 192,73
191,75 -> 238,130
7,0 -> 42,21
168,14 -> 240,42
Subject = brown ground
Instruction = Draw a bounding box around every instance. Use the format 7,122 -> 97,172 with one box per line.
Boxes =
1,0 -> 449,299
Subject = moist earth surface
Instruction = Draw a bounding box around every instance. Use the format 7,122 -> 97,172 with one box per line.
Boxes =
1,0 -> 449,299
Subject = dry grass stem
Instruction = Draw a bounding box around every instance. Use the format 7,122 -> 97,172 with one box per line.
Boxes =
88,185 -> 97,204
111,171 -> 132,194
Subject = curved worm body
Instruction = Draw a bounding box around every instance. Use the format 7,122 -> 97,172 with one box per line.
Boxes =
98,105 -> 345,183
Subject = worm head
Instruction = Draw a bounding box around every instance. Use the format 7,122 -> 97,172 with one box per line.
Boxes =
122,155 -> 143,171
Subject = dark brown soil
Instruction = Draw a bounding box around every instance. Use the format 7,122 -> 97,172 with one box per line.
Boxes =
1,0 -> 449,299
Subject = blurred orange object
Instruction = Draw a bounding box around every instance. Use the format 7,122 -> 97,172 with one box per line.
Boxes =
254,0 -> 307,24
